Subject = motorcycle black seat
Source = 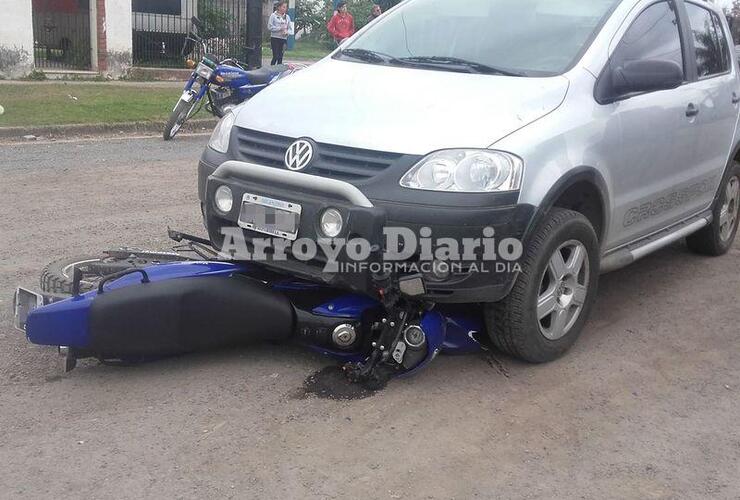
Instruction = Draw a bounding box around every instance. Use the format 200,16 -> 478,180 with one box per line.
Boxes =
244,65 -> 290,85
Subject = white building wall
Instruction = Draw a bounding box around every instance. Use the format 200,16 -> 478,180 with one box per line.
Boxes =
0,0 -> 35,77
105,0 -> 133,53
104,0 -> 133,76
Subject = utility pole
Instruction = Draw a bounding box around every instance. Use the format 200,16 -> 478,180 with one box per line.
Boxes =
246,0 -> 263,68
288,0 -> 296,50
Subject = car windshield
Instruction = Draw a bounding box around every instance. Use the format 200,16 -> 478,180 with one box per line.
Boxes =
338,0 -> 621,76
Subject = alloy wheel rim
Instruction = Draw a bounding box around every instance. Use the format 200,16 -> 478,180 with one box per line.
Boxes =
719,176 -> 740,242
537,240 -> 590,341
169,121 -> 182,137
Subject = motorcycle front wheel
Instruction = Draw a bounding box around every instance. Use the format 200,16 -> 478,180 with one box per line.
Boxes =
163,97 -> 198,140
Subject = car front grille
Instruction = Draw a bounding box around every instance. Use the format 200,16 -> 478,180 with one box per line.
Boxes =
234,127 -> 402,182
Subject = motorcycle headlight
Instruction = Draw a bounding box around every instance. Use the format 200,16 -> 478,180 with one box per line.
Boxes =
208,112 -> 235,153
400,150 -> 523,193
195,62 -> 214,80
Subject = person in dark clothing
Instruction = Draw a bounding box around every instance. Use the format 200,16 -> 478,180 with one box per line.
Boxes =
367,4 -> 382,24
268,1 -> 291,65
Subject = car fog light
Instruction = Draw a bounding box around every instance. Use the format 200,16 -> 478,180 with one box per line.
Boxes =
320,208 -> 343,238
215,186 -> 234,214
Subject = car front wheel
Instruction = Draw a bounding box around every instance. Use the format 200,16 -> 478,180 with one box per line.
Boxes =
484,208 -> 600,363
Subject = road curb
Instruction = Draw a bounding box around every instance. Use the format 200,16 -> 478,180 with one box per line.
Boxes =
0,118 -> 218,140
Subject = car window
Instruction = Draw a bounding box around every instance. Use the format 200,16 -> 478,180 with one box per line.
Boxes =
610,1 -> 684,78
339,0 -> 621,76
685,2 -> 730,78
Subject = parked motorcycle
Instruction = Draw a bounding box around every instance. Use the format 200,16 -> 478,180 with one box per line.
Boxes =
164,17 -> 304,140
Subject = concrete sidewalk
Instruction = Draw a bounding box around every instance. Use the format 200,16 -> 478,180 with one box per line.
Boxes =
0,79 -> 184,88
0,118 -> 218,142
0,57 -> 318,85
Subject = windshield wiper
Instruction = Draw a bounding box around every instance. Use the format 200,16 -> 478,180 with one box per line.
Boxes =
398,56 -> 524,76
337,48 -> 401,65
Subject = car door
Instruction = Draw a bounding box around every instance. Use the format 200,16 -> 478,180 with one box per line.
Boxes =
601,0 -> 704,248
679,1 -> 740,214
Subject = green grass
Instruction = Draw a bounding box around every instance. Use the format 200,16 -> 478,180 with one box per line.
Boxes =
0,84 -> 185,127
282,39 -> 333,61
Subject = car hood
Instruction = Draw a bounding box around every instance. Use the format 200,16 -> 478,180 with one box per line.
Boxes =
234,58 -> 569,156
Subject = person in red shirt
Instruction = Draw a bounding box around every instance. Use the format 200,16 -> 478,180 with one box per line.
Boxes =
327,1 -> 355,45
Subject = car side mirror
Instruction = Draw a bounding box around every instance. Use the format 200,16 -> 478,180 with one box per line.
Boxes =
597,59 -> 683,103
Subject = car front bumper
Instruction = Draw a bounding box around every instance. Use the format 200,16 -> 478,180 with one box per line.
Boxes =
200,157 -> 535,303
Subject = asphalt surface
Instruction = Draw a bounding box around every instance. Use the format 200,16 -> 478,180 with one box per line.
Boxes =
1,135 -> 739,499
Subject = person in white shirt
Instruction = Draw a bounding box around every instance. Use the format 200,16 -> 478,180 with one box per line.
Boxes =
268,1 -> 291,65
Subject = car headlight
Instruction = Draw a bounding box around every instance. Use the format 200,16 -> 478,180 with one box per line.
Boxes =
208,112 -> 235,153
399,150 -> 523,193
195,62 -> 214,80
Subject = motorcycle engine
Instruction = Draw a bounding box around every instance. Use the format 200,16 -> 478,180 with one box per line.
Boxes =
391,324 -> 428,371
209,88 -> 240,115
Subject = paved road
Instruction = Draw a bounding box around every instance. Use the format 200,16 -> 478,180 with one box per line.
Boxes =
1,136 -> 739,499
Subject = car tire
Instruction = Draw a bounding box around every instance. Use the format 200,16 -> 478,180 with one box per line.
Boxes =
484,208 -> 600,363
686,162 -> 740,256
163,98 -> 197,141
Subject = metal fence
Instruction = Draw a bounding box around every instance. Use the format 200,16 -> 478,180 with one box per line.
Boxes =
133,0 -> 247,68
32,0 -> 92,70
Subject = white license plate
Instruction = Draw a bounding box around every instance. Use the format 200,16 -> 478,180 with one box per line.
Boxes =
13,287 -> 44,332
238,193 -> 302,241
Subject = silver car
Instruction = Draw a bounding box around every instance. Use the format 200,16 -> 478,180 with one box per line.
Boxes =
198,0 -> 740,363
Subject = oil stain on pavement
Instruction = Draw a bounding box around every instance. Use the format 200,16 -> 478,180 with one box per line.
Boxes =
295,366 -> 381,401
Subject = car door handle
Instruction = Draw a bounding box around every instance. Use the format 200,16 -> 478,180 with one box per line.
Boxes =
733,92 -> 740,104
685,103 -> 699,117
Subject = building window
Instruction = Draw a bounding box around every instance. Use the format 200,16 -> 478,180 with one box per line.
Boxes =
133,0 -> 181,15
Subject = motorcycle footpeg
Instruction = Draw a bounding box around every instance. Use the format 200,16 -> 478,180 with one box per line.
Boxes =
58,347 -> 77,373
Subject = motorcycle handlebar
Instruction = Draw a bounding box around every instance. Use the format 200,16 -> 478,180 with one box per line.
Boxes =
181,33 -> 207,59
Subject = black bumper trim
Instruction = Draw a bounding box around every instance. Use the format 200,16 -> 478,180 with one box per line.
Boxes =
205,169 -> 535,303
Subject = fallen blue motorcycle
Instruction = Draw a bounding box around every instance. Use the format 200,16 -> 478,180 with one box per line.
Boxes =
14,229 -> 488,387
163,17 -> 304,141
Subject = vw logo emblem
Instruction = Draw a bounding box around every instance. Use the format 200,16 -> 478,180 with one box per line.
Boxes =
285,139 -> 315,171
